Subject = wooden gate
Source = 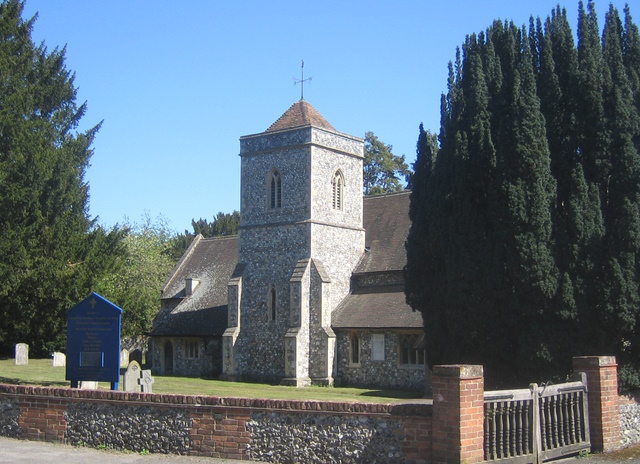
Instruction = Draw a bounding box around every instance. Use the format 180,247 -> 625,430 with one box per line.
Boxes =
483,373 -> 590,463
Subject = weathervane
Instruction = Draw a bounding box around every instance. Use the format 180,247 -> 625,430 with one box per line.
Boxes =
293,60 -> 312,100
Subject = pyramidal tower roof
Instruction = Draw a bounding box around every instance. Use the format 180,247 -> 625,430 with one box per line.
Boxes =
265,100 -> 336,133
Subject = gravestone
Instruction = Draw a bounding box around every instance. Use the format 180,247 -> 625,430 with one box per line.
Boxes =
130,349 -> 143,366
66,292 -> 122,390
123,360 -> 141,392
14,343 -> 28,365
52,352 -> 66,367
80,381 -> 98,390
120,348 -> 130,368
139,370 -> 154,393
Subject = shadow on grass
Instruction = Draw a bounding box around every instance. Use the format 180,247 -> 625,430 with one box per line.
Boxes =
0,376 -> 68,387
360,390 -> 423,400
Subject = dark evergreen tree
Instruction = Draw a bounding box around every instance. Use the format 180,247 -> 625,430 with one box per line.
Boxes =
191,211 -> 241,237
623,5 -> 640,115
407,2 -> 640,388
577,1 -> 610,193
0,0 -> 123,355
168,210 -> 241,261
600,4 -> 640,388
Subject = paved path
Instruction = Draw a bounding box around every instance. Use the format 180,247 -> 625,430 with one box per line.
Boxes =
2,436 -> 640,463
0,437 -> 247,464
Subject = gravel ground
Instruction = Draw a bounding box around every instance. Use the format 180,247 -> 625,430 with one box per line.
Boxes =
579,445 -> 640,462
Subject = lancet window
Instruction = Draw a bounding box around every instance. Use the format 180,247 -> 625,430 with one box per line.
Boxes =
332,170 -> 344,210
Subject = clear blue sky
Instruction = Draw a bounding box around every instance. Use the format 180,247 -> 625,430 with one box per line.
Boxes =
22,0 -> 630,233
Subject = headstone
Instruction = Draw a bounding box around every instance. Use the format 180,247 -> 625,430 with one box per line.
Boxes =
123,360 -> 141,392
130,349 -> 143,366
52,352 -> 66,367
80,381 -> 98,390
120,349 -> 130,368
14,343 -> 28,366
138,370 -> 154,393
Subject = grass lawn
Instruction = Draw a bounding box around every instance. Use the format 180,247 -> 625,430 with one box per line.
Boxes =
0,358 -> 423,403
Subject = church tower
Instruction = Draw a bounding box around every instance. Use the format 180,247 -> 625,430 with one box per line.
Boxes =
222,100 -> 365,386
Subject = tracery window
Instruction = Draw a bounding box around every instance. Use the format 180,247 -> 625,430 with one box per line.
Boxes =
332,170 -> 344,210
269,169 -> 282,209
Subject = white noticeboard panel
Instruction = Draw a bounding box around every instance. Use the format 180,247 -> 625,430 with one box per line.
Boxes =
371,334 -> 385,361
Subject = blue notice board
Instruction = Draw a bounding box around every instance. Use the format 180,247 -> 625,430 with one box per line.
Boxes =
66,292 -> 122,390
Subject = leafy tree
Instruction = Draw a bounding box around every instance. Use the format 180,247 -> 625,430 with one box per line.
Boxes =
363,131 -> 412,195
95,216 -> 175,337
0,0 -> 124,355
406,2 -> 640,389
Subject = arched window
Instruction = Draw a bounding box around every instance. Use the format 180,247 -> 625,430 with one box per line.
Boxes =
269,169 -> 282,209
269,287 -> 277,321
332,170 -> 344,210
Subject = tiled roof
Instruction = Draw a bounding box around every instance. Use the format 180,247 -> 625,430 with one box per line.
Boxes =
152,191 -> 416,336
332,284 -> 422,329
265,100 -> 336,133
152,235 -> 238,337
332,191 -> 416,329
356,191 -> 411,273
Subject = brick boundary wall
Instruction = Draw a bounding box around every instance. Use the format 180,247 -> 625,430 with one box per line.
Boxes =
0,384 -> 432,463
0,357 -> 622,463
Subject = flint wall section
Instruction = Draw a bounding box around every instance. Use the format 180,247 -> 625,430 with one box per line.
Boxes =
0,385 -> 431,463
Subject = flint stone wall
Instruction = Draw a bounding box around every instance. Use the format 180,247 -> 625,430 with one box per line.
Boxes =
620,394 -> 640,446
247,411 -> 404,463
65,403 -> 190,453
0,398 -> 20,437
0,384 -> 431,463
336,330 -> 426,391
232,123 -> 365,385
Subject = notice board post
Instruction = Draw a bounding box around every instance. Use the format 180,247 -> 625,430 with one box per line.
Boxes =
66,292 -> 122,390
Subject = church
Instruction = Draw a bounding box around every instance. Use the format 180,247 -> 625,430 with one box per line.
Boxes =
151,100 -> 427,391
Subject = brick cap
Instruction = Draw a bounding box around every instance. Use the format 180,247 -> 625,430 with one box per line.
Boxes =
433,364 -> 483,379
573,356 -> 617,367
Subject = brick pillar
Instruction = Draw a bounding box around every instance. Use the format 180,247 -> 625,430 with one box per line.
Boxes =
573,356 -> 620,452
431,365 -> 484,464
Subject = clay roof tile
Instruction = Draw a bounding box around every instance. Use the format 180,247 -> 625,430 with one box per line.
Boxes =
265,100 -> 336,133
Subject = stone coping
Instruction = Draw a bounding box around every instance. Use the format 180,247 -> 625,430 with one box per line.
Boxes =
0,383 -> 431,417
573,355 -> 618,367
433,364 -> 484,379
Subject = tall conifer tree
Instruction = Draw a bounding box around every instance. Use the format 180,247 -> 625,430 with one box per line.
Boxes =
599,5 -> 640,386
406,2 -> 640,388
0,0 -> 122,354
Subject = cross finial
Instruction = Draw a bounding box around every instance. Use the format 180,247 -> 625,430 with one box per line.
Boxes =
293,60 -> 312,100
